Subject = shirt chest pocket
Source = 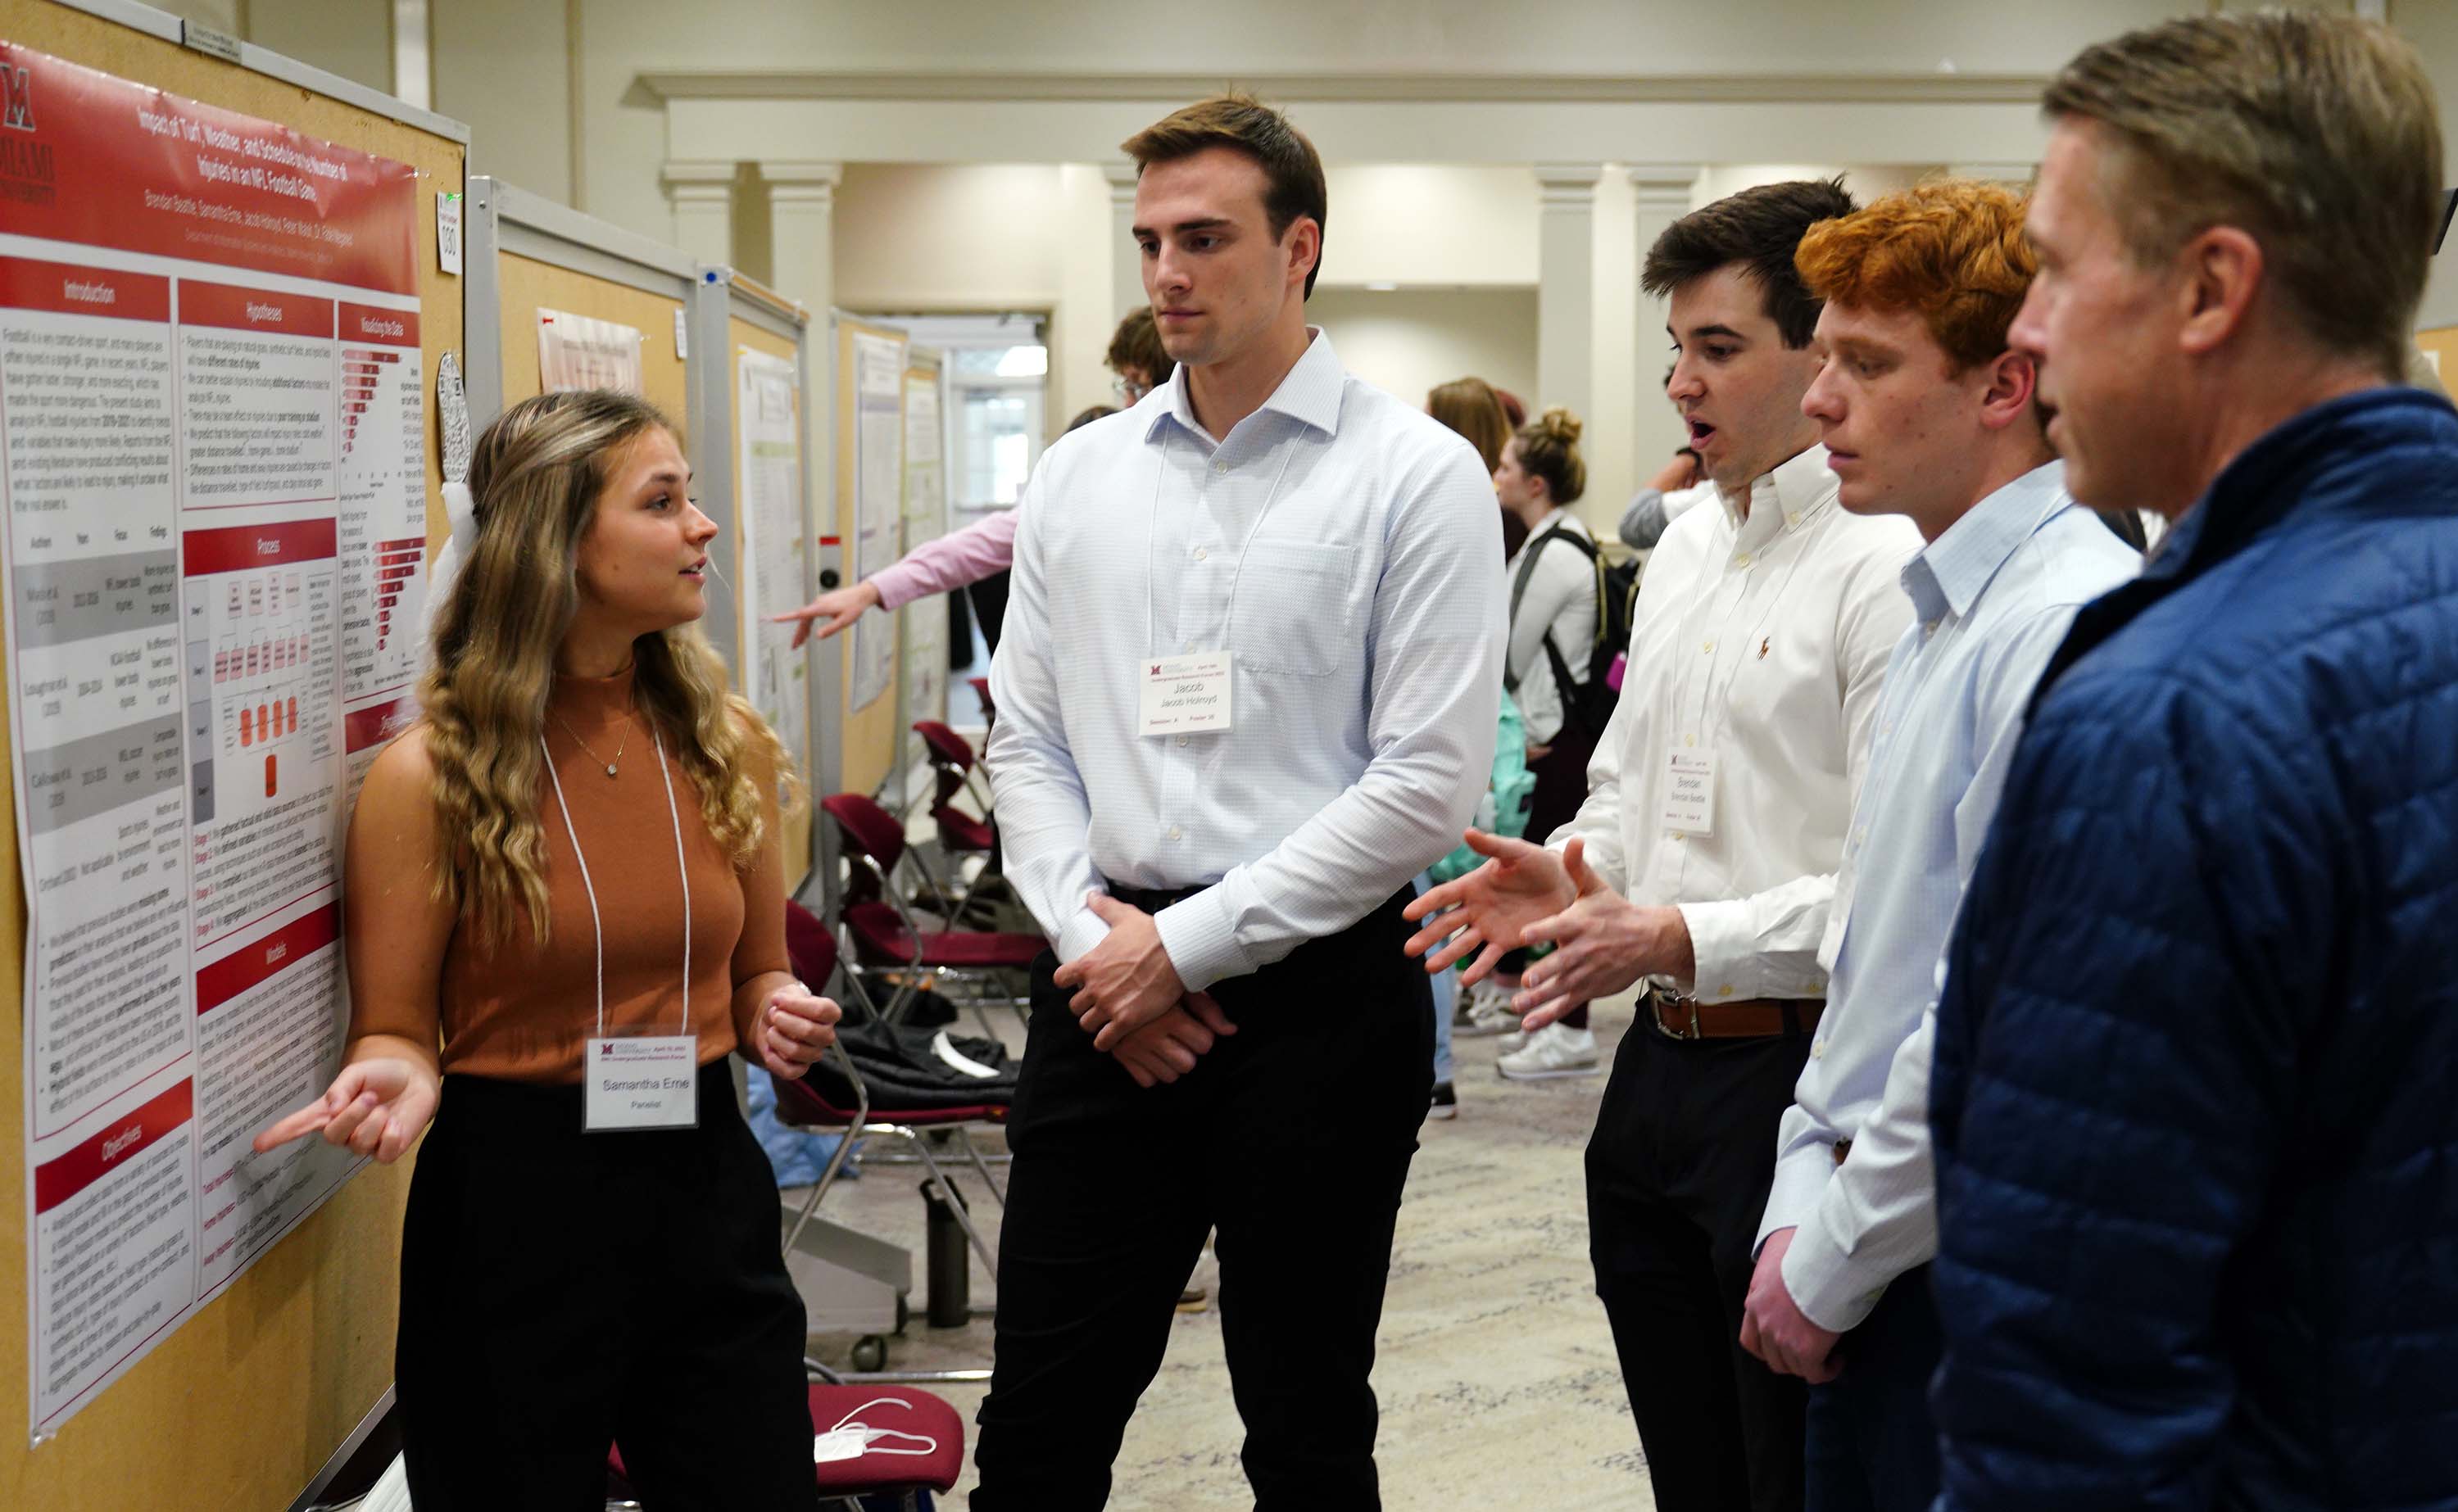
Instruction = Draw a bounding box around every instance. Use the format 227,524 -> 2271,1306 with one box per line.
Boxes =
1230,539 -> 1358,677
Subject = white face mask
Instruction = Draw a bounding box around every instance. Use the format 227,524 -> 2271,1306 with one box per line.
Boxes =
812,1397 -> 941,1464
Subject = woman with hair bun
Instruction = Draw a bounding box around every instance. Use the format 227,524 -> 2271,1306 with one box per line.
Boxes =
256,389 -> 839,1506
1486,405 -> 1603,1080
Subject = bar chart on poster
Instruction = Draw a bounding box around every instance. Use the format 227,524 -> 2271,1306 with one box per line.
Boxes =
0,39 -> 425,1437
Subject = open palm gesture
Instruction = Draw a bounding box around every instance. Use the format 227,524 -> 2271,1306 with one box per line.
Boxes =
1399,829 -> 1579,986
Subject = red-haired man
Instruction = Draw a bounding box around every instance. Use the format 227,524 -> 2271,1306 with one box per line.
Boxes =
1738,180 -> 2138,1508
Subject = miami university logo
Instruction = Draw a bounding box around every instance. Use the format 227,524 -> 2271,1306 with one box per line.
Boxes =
1,66 -> 30,133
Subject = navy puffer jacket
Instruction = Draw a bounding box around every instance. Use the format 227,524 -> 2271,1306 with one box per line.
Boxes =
1930,388 -> 2458,1512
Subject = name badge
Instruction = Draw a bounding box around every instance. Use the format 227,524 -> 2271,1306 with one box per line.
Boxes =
584,1033 -> 700,1131
1139,652 -> 1234,736
1661,746 -> 1718,835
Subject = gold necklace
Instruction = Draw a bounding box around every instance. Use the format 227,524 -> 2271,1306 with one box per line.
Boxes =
551,709 -> 630,778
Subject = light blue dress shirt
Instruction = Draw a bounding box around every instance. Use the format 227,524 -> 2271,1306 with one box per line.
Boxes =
1759,461 -> 2141,1330
986,329 -> 1506,990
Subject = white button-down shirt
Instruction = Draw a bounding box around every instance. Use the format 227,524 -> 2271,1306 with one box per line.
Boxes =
1506,508 -> 1598,745
1554,444 -> 1920,1001
986,329 -> 1505,991
1758,462 -> 2141,1330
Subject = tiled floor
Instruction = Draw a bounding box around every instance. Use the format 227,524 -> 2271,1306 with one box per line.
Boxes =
795,988 -> 1657,1510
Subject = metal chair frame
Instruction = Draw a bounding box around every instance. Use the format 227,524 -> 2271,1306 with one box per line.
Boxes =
835,841 -> 1032,1044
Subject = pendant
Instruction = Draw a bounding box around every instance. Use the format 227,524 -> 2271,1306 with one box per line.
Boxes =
605,763 -> 618,778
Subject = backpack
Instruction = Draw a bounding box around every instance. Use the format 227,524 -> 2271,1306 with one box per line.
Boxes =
1508,525 -> 1636,740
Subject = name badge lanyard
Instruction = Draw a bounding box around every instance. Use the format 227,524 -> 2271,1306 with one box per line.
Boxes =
1143,423 -> 1303,672
542,718 -> 696,1130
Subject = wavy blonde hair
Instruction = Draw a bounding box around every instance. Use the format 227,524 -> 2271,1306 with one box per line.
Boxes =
419,389 -> 791,944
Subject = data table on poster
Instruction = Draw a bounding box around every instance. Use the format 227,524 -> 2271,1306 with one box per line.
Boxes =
0,40 -> 428,1438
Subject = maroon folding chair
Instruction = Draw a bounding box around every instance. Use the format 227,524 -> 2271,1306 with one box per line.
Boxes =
968,675 -> 993,725
909,719 -> 1009,918
823,792 -> 1039,1037
608,1377 -> 964,1510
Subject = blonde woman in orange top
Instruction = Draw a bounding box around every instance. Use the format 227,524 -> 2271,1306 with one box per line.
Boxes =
258,389 -> 838,1508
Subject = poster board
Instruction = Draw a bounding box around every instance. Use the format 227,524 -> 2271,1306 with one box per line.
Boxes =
898,355 -> 947,780
723,278 -> 813,886
833,317 -> 906,801
0,0 -> 465,1503
2415,324 -> 2458,389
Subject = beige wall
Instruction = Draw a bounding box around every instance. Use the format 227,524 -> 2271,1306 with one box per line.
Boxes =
245,0 -> 392,93
1323,166 -> 1541,287
433,0 -> 574,203
1310,287 -> 1540,426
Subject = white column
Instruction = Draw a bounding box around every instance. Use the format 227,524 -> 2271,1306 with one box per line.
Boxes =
1535,164 -> 1603,422
663,159 -> 737,267
760,161 -> 843,310
1104,160 -> 1145,323
1585,168 -> 1639,526
1630,164 -> 1704,478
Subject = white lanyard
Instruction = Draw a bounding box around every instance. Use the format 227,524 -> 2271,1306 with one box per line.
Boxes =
541,718 -> 692,1039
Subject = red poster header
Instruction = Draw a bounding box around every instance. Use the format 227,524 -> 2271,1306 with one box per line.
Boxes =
180,279 -> 335,338
0,256 -> 171,322
197,903 -> 340,1016
0,42 -> 419,296
184,518 -> 338,577
339,301 -> 419,347
344,696 -> 416,754
33,1079 -> 195,1215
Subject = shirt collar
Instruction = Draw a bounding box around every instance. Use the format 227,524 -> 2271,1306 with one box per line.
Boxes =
1147,326 -> 1345,446
1903,460 -> 2072,624
1719,442 -> 1839,551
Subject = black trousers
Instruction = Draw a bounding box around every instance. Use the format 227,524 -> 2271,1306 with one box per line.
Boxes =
397,1070 -> 816,1510
972,888 -> 1432,1510
1805,1265 -> 1943,1512
1587,1021 -> 1814,1512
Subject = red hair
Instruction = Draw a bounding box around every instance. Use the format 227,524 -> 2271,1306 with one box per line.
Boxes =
1794,179 -> 2034,372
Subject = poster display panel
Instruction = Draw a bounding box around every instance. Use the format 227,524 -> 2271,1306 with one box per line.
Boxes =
0,43 -> 424,1437
735,346 -> 808,769
899,369 -> 946,734
536,307 -> 643,394
847,330 -> 904,713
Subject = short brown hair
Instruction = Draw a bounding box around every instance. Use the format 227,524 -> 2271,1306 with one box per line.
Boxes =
1795,180 -> 2036,372
1122,93 -> 1328,298
2043,11 -> 2442,378
1512,407 -> 1586,506
1104,308 -> 1172,386
1644,179 -> 1856,348
1426,378 -> 1513,473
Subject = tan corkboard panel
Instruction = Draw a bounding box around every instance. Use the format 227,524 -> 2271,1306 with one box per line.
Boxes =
0,1 -> 464,1505
494,253 -> 690,430
835,319 -> 905,802
731,313 -> 813,885
2415,326 -> 2458,392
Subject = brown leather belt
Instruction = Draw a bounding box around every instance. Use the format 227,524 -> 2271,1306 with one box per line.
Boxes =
1644,985 -> 1824,1041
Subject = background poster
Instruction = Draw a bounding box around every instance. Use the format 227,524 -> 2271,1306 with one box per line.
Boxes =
848,330 -> 905,713
0,42 -> 421,1437
536,307 -> 642,394
900,368 -> 948,745
735,346 -> 809,770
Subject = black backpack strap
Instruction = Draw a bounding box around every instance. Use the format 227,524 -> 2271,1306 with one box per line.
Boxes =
1506,524 -> 1602,694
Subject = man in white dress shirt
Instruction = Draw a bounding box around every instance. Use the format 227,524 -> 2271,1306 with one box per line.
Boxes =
1730,181 -> 2139,1511
1408,179 -> 1918,1512
973,96 -> 1504,1509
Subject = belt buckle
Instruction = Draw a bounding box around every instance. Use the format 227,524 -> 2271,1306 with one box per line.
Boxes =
1652,985 -> 1703,1041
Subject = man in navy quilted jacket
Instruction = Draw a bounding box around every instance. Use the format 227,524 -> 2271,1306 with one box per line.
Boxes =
1928,12 -> 2458,1511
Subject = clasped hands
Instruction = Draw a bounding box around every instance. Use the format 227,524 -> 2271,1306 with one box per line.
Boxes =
1054,892 -> 1237,1088
1400,830 -> 1692,1025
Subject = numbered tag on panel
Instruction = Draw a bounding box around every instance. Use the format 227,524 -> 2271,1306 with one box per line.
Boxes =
584,1033 -> 699,1131
1139,652 -> 1235,736
1660,745 -> 1719,835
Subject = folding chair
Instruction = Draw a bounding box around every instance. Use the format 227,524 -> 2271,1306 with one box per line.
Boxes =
823,792 -> 1038,1037
910,720 -> 1009,921
608,1375 -> 965,1511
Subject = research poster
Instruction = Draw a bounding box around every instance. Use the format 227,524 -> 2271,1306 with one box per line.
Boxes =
899,369 -> 947,739
848,330 -> 905,713
536,307 -> 643,395
0,43 -> 426,1438
735,346 -> 809,771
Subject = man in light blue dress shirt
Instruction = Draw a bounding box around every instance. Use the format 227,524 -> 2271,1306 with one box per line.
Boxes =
1734,183 -> 2139,1510
973,97 -> 1505,1509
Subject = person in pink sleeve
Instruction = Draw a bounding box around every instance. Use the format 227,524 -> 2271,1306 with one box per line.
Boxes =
777,310 -> 1172,649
